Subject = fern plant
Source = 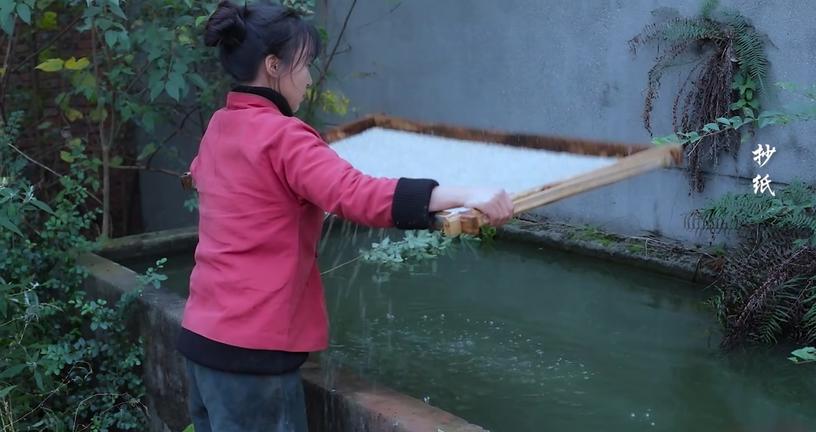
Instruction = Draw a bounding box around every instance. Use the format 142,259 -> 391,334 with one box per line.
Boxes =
630,0 -> 770,192
695,182 -> 816,348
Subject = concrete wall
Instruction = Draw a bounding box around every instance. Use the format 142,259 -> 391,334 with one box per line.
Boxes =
316,0 -> 816,246
135,110 -> 207,233
138,1 -> 815,246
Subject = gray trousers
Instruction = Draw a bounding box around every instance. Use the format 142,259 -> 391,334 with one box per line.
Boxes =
186,360 -> 308,432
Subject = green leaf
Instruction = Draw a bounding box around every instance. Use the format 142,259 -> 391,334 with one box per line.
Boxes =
104,30 -> 118,47
0,365 -> 26,380
142,112 -> 156,132
15,3 -> 31,24
188,73 -> 208,90
716,117 -> 731,126
182,425 -> 195,432
29,198 -> 54,215
33,370 -> 44,391
0,0 -> 15,34
652,133 -> 681,147
89,106 -> 108,123
138,143 -> 157,161
37,10 -> 57,30
64,56 -> 90,70
165,73 -> 184,101
195,15 -> 207,27
117,30 -> 131,50
178,32 -> 193,45
0,385 -> 16,399
109,2 -> 126,19
60,151 -> 75,163
729,116 -> 745,129
149,78 -> 165,101
65,108 -> 83,122
790,346 -> 816,362
758,116 -> 778,129
110,156 -> 123,167
73,72 -> 97,99
35,58 -> 64,72
702,122 -> 720,133
0,215 -> 23,237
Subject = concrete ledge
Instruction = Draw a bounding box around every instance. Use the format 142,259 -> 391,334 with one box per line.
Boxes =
78,253 -> 486,432
497,217 -> 718,284
302,362 -> 485,432
99,226 -> 198,262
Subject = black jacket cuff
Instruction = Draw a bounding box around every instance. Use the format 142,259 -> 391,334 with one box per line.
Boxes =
392,178 -> 439,230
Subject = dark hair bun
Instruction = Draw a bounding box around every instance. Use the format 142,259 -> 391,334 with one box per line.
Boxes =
204,0 -> 247,49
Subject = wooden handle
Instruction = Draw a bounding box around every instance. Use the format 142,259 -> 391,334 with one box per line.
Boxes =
435,144 -> 682,236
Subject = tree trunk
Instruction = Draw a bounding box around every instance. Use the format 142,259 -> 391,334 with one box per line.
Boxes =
101,143 -> 111,239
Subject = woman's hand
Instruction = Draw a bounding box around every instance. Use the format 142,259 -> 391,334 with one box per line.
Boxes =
429,186 -> 514,226
462,188 -> 514,226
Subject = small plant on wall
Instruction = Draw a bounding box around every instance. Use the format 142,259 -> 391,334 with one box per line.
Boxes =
629,0 -> 770,192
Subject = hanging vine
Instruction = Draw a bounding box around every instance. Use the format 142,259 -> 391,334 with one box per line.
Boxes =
630,0 -> 770,192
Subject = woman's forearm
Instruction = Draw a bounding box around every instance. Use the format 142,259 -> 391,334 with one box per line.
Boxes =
428,186 -> 469,212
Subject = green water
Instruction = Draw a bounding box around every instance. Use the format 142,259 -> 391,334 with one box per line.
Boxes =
121,225 -> 816,432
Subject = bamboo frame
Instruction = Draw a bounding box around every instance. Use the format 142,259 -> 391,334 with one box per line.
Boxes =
324,114 -> 682,237
324,114 -> 649,157
435,144 -> 684,236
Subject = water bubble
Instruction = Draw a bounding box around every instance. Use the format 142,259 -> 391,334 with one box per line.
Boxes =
423,396 -> 431,404
386,312 -> 395,320
440,313 -> 446,319
630,413 -> 636,418
651,422 -> 655,427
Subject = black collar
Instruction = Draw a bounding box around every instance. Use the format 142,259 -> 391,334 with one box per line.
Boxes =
232,85 -> 294,117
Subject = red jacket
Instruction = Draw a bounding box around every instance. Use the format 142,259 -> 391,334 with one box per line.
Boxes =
181,89 -> 436,354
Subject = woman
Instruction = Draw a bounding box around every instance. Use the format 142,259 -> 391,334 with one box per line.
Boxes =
178,1 -> 514,430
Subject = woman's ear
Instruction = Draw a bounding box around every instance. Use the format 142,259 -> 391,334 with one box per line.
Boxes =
264,54 -> 281,78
